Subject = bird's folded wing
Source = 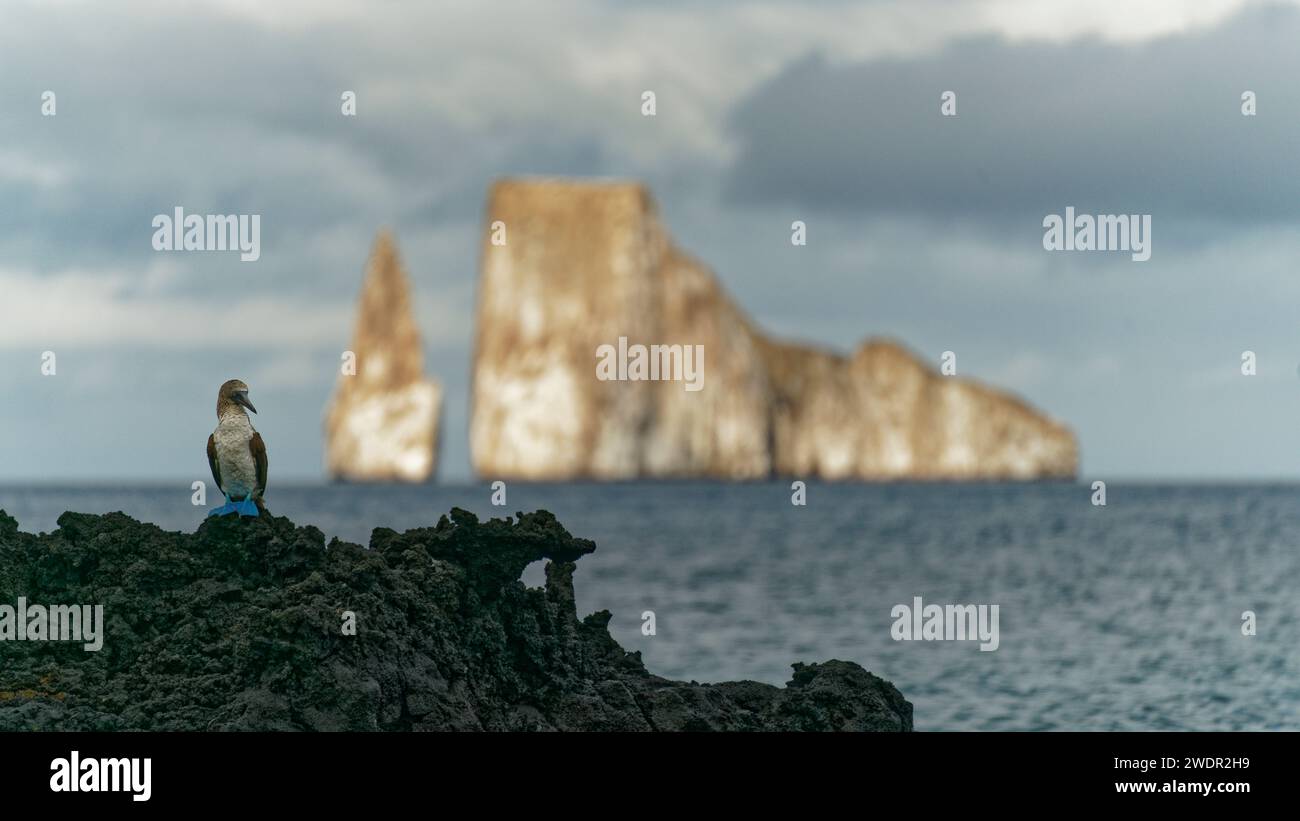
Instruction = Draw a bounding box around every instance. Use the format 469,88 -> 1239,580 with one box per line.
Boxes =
251,432 -> 268,497
206,434 -> 222,493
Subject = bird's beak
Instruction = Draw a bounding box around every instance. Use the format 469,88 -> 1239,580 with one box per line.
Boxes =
234,392 -> 257,414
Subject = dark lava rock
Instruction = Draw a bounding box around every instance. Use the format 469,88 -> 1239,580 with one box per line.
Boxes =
0,507 -> 912,731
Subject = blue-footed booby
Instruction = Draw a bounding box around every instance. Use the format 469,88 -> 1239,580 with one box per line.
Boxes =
206,379 -> 268,517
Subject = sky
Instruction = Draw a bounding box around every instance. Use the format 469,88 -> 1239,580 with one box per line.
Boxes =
3,0 -> 1300,482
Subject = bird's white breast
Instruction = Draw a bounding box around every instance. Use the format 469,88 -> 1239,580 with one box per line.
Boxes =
214,413 -> 258,498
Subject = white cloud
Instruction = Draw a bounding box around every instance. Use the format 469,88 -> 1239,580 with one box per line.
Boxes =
976,0 -> 1270,43
0,263 -> 352,349
0,257 -> 473,352
0,150 -> 72,189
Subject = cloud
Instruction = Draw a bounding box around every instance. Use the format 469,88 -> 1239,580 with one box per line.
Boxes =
0,260 -> 475,352
724,4 -> 1300,224
0,149 -> 72,189
0,265 -> 354,349
4,0 -> 1300,481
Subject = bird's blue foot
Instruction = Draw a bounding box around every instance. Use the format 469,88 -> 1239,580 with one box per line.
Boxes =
208,495 -> 237,517
235,496 -> 261,517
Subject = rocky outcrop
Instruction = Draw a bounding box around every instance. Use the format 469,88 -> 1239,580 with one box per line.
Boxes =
0,508 -> 912,731
471,178 -> 1077,480
325,231 -> 442,482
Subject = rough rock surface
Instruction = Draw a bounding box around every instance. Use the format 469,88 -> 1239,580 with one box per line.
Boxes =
0,508 -> 912,731
325,231 -> 442,482
471,178 -> 1077,480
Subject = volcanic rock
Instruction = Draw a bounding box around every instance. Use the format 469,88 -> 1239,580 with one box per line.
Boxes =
0,508 -> 912,731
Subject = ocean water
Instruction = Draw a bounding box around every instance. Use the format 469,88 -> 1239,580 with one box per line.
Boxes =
1,481 -> 1297,731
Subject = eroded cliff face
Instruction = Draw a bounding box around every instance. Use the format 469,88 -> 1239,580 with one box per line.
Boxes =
325,232 -> 442,482
471,178 -> 1077,480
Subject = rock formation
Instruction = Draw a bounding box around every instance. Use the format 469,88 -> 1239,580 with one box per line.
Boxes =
471,179 -> 1077,480
325,231 -> 442,482
0,508 -> 912,731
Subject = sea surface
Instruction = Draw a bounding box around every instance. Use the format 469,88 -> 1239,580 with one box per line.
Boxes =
2,481 -> 1297,731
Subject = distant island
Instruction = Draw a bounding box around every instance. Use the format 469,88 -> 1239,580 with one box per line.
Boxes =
471,178 -> 1078,480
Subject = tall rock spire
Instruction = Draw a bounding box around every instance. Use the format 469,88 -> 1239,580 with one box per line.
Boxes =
325,231 -> 442,481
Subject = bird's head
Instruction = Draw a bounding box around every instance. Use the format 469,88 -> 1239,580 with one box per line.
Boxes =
217,379 -> 257,417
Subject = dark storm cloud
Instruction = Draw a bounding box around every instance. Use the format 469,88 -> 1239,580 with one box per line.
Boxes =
725,4 -> 1300,223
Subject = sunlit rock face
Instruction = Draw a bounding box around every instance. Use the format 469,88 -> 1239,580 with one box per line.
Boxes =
325,232 -> 442,482
763,338 -> 1078,479
471,179 -> 1077,480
